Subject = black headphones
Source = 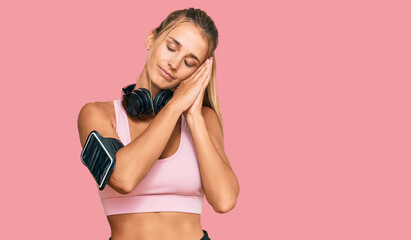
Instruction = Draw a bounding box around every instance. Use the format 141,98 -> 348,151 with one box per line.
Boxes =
121,83 -> 174,120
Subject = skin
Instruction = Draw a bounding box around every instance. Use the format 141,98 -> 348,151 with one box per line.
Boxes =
78,22 -> 239,240
134,21 -> 209,101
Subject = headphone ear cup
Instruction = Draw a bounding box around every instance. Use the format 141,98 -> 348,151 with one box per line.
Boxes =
153,89 -> 174,115
123,86 -> 153,120
125,91 -> 143,117
139,88 -> 154,118
121,83 -> 174,119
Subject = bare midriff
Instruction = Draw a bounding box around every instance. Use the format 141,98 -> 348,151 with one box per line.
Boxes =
107,212 -> 204,240
102,101 -> 205,239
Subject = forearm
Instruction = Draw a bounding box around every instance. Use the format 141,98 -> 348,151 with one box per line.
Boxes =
111,104 -> 182,192
186,115 -> 239,212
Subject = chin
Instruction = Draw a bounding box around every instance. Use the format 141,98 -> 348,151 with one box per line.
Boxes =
156,75 -> 177,89
148,66 -> 175,90
150,77 -> 169,91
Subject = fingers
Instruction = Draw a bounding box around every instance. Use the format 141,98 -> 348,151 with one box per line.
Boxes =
201,63 -> 212,88
186,59 -> 207,81
202,58 -> 213,82
197,57 -> 212,73
187,57 -> 213,82
195,58 -> 213,83
195,62 -> 210,82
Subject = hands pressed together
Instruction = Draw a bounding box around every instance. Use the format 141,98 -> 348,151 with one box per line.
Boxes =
168,56 -> 214,118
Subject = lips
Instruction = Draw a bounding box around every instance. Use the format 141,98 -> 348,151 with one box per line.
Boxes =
158,66 -> 174,79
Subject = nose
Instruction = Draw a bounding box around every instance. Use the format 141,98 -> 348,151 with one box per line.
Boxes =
168,57 -> 180,70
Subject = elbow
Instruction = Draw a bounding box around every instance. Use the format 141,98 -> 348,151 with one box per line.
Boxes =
212,182 -> 240,214
108,153 -> 138,195
109,178 -> 135,195
213,198 -> 238,214
107,176 -> 130,195
108,170 -> 136,195
118,184 -> 134,195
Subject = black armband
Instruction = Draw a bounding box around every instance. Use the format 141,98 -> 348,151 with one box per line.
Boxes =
80,130 -> 124,190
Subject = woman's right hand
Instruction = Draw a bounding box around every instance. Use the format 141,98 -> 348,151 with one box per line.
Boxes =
168,57 -> 213,113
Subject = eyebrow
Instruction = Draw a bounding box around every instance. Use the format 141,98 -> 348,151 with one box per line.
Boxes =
168,36 -> 200,63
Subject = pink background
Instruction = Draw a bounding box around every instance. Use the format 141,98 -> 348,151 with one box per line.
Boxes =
1,0 -> 410,239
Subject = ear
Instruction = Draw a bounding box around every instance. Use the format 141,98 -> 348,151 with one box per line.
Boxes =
145,29 -> 156,49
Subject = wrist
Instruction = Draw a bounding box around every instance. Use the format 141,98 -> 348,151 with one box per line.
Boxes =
185,112 -> 204,125
164,101 -> 184,116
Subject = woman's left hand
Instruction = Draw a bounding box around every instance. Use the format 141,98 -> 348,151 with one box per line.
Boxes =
183,58 -> 213,119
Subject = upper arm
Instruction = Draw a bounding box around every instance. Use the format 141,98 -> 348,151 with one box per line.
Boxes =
77,102 -> 121,148
201,106 -> 232,169
77,102 -> 129,193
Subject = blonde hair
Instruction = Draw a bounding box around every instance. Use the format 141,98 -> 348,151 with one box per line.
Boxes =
149,8 -> 224,138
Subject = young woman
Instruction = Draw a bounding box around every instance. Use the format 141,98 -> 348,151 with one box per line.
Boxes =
77,8 -> 239,240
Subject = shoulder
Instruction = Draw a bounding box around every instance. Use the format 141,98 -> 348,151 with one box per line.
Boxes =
78,101 -> 116,131
201,106 -> 223,144
201,106 -> 220,126
77,100 -> 118,147
78,101 -> 113,119
201,106 -> 217,120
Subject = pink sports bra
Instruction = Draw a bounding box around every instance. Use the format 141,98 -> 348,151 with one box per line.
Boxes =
97,99 -> 205,216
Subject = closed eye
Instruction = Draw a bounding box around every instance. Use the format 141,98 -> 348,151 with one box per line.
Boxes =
167,45 -> 193,68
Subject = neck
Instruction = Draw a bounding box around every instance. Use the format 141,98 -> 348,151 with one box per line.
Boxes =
133,63 -> 161,99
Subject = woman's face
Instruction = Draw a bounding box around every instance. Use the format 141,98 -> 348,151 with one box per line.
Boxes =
146,22 -> 209,90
